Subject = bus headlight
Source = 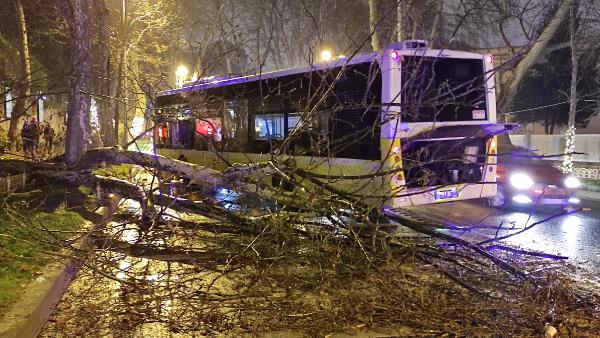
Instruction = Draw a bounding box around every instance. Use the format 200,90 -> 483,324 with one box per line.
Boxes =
564,176 -> 581,189
509,172 -> 534,189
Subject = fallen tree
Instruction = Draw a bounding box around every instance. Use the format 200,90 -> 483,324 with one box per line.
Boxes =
1,147 -> 599,337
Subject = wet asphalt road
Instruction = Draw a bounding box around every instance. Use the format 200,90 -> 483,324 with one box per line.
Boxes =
411,197 -> 600,271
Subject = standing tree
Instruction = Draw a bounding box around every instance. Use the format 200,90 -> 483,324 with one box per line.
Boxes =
7,0 -> 32,145
507,1 -> 599,134
60,0 -> 93,165
369,0 -> 380,51
93,0 -> 114,146
498,0 -> 574,112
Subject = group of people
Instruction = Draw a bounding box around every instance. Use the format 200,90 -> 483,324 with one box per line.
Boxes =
20,116 -> 54,159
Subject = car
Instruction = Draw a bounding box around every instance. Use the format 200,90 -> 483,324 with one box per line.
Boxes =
487,134 -> 581,209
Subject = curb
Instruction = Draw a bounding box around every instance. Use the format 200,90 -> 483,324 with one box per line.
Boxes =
0,262 -> 79,338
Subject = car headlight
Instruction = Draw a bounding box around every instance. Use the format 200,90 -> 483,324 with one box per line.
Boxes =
564,176 -> 581,189
509,172 -> 534,189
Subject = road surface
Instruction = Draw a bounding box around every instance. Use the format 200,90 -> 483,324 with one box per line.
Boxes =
409,197 -> 600,271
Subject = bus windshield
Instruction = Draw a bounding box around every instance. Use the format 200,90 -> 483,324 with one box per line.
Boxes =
400,56 -> 487,122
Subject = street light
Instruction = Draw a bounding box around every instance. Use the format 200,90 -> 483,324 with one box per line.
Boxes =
320,50 -> 332,62
175,65 -> 189,87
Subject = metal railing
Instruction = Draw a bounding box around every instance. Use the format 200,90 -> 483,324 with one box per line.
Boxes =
0,173 -> 27,195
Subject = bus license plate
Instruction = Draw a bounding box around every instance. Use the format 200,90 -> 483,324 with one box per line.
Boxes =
434,188 -> 458,200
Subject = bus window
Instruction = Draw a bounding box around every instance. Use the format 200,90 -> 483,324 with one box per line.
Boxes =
194,117 -> 222,150
287,114 -> 301,132
222,100 -> 249,151
196,118 -> 222,137
252,113 -> 303,141
401,56 -> 486,122
254,114 -> 284,140
170,119 -> 194,149
326,62 -> 382,160
329,108 -> 380,160
155,123 -> 169,147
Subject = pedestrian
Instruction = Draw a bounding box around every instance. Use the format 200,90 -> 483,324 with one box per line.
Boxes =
20,119 -> 31,158
43,123 -> 55,154
29,117 -> 40,158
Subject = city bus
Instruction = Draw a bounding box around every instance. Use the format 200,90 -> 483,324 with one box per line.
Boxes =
153,40 -> 509,209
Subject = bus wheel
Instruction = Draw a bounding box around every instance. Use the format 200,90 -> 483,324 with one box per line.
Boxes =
487,184 -> 507,209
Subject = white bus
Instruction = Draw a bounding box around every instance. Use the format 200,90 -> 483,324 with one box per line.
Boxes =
154,41 -> 509,208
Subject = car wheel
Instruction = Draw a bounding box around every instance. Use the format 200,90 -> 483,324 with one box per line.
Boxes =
487,184 -> 507,209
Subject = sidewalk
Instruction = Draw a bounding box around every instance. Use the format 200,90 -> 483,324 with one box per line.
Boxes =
0,203 -> 112,338
576,189 -> 600,201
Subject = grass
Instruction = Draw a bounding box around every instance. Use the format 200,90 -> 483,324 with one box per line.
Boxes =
0,206 -> 85,312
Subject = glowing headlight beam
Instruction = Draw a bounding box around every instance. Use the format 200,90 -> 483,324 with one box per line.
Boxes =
510,172 -> 534,189
564,176 -> 581,189
512,195 -> 532,204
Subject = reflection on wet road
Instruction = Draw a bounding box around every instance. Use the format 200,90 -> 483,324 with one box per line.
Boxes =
413,199 -> 600,270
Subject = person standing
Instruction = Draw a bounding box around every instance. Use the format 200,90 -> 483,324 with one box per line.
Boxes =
20,119 -> 31,158
29,117 -> 40,158
43,123 -> 55,154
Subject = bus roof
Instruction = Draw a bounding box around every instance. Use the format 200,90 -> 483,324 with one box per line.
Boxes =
158,48 -> 485,97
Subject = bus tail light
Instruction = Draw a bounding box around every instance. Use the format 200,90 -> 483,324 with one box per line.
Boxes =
485,54 -> 493,64
390,51 -> 400,61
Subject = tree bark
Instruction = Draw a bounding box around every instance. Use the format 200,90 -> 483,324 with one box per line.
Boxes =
113,0 -> 129,147
429,0 -> 444,48
65,0 -> 93,165
368,0 -> 379,51
499,0 -> 573,113
78,148 -> 225,185
8,0 -> 32,145
94,0 -> 114,146
396,1 -> 403,42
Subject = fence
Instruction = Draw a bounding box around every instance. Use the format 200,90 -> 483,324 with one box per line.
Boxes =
0,173 -> 27,195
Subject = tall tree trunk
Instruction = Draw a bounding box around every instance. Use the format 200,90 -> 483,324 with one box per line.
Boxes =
368,0 -> 379,51
113,49 -> 125,147
8,0 -> 32,145
563,3 -> 578,173
114,0 -> 129,147
499,0 -> 573,113
94,0 -> 114,146
396,1 -> 403,42
410,5 -> 420,39
429,0 -> 444,48
65,0 -> 93,165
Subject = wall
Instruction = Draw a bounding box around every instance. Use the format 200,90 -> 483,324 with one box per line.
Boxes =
510,134 -> 600,163
510,134 -> 600,182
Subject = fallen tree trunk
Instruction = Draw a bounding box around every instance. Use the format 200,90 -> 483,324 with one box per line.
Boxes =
77,148 -> 225,186
0,147 -> 560,286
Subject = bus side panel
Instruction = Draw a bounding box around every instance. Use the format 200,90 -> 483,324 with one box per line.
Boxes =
379,52 -> 407,209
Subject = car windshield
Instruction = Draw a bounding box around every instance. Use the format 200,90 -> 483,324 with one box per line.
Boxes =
498,146 -> 546,165
497,134 -> 546,165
